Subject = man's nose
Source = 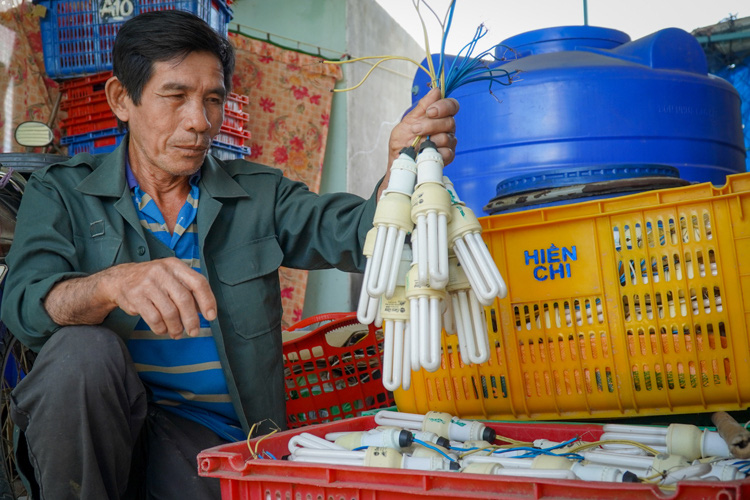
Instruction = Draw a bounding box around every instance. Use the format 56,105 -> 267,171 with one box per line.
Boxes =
184,99 -> 212,133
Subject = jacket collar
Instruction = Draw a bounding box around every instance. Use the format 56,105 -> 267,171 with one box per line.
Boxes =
75,135 -> 250,200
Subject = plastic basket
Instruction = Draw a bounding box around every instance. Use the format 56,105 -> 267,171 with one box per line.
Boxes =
209,141 -> 249,161
222,108 -> 248,131
395,172 -> 750,421
214,125 -> 250,148
60,92 -> 110,118
60,110 -> 118,136
197,415 -> 750,499
39,0 -> 232,79
61,128 -> 125,155
60,71 -> 111,99
282,313 -> 395,429
225,92 -> 248,113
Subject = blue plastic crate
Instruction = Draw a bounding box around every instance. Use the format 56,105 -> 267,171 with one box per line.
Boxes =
62,128 -> 126,155
40,0 -> 232,79
209,141 -> 249,161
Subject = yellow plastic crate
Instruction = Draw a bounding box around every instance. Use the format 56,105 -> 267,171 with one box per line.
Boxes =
395,172 -> 750,420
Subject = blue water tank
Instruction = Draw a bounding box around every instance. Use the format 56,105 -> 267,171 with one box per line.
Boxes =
411,26 -> 746,215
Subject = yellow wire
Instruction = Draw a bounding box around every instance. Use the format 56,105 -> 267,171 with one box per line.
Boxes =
246,419 -> 281,460
323,55 -> 432,79
246,422 -> 259,458
413,0 -> 438,89
567,439 -> 662,456
326,57 -> 432,93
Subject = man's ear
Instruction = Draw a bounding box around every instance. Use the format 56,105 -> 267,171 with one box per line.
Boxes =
105,76 -> 130,123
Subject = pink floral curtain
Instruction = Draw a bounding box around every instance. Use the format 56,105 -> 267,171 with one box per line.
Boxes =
0,2 -> 61,152
228,33 -> 342,328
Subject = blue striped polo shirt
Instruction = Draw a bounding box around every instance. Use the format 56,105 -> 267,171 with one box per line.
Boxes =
125,163 -> 244,442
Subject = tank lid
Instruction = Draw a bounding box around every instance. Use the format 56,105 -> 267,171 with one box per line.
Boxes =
495,164 -> 681,197
500,25 -> 631,57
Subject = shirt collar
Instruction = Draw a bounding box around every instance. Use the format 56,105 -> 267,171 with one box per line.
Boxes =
125,150 -> 203,190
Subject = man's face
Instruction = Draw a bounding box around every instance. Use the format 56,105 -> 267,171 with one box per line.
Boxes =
123,51 -> 225,178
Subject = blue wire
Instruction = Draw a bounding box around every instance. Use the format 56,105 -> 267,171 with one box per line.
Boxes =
264,451 -> 277,460
437,0 -> 457,80
413,438 -> 457,462
541,437 -> 579,451
491,443 -> 584,462
437,20 -> 520,99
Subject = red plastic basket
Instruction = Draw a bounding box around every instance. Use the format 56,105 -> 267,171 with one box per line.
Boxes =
214,125 -> 250,147
222,108 -> 249,131
61,110 -> 118,136
60,71 -> 111,100
282,313 -> 395,429
198,415 -> 750,499
60,93 -> 110,118
224,92 -> 248,113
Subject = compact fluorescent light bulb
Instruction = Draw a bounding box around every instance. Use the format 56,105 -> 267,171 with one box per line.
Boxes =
601,423 -> 731,460
365,147 -> 417,300
356,227 -> 381,325
380,244 -> 413,391
405,238 -> 445,373
444,176 -> 507,305
374,410 -> 496,443
411,140 -> 451,290
446,253 -> 490,365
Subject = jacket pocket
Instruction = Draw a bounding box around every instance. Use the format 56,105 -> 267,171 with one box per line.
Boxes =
74,233 -> 122,273
213,236 -> 284,339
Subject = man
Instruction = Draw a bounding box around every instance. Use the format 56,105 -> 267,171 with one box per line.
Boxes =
0,9 -> 458,500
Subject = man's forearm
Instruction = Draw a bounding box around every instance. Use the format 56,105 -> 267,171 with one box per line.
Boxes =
43,272 -> 117,326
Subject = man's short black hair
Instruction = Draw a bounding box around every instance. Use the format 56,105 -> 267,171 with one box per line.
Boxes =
112,10 -> 235,106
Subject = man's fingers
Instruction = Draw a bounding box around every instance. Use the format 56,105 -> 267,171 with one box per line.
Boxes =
411,116 -> 456,139
110,258 -> 217,339
426,96 -> 460,120
177,267 -> 218,322
405,87 -> 443,120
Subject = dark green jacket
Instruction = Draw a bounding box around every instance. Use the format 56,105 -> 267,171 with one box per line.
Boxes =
0,140 -> 378,434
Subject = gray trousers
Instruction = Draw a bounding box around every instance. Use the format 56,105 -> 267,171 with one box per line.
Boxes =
9,326 -> 228,499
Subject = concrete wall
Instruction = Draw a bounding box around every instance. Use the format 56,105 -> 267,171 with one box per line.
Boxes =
229,0 -> 422,318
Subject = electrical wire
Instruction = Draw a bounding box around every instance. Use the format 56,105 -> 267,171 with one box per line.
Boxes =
413,438 -> 458,462
568,439 -> 662,456
323,0 -> 519,100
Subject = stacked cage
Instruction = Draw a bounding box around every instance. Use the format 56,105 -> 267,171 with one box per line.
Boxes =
209,92 -> 251,161
38,0 -> 238,156
58,71 -> 125,155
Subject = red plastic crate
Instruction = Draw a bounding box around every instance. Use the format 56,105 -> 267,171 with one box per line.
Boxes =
225,92 -> 248,113
214,125 -> 250,147
282,313 -> 395,429
60,92 -> 110,118
60,71 -> 112,100
61,110 -> 118,136
198,416 -> 750,499
222,108 -> 249,131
